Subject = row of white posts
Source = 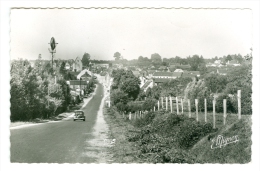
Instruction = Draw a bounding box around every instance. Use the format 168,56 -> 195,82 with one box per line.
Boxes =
126,111 -> 148,120
155,90 -> 241,129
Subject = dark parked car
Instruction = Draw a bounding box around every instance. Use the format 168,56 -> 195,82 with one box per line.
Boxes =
73,110 -> 85,121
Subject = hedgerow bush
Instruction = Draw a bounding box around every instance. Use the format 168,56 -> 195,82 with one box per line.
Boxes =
127,112 -> 216,163
215,93 -> 236,113
132,111 -> 156,128
176,120 -> 214,149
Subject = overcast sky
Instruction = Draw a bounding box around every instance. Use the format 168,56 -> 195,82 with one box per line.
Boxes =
10,8 -> 252,61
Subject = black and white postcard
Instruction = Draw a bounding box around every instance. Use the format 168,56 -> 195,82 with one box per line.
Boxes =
0,1 -> 259,171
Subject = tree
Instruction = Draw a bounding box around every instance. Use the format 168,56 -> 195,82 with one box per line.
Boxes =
82,53 -> 91,67
60,61 -> 66,75
226,55 -> 232,62
187,55 -> 205,71
151,53 -> 162,63
142,98 -> 156,111
138,56 -> 144,62
10,59 -> 71,121
114,52 -> 121,61
204,73 -> 228,94
110,89 -> 129,105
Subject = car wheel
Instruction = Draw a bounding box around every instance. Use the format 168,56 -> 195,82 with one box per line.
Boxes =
74,119 -> 75,121
83,119 -> 85,121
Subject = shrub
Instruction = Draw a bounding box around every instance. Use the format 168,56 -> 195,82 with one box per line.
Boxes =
176,120 -> 214,149
132,111 -> 156,127
215,93 -> 236,113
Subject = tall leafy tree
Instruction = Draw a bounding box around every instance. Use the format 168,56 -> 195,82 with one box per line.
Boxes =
82,53 -> 91,67
60,61 -> 66,75
187,55 -> 205,71
113,52 -> 121,61
151,53 -> 162,63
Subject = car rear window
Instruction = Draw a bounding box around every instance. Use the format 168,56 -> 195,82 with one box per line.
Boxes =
75,111 -> 83,115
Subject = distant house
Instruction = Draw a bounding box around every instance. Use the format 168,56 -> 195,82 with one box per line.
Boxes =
94,63 -> 110,69
168,64 -> 191,72
152,72 -> 182,86
113,64 -> 124,69
226,60 -> 241,67
152,71 -> 182,79
214,60 -> 221,64
152,72 -> 175,79
174,69 -> 184,72
65,62 -> 71,70
132,71 -> 140,77
153,78 -> 171,86
141,80 -> 153,92
73,57 -> 83,72
182,71 -> 200,78
67,80 -> 88,91
217,68 -> 228,76
206,62 -> 224,68
158,66 -> 168,71
139,76 -> 147,87
147,70 -> 155,78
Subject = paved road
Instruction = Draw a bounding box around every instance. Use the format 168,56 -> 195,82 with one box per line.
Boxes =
10,83 -> 104,163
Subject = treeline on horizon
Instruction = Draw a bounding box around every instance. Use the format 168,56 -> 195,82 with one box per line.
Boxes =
13,52 -> 250,67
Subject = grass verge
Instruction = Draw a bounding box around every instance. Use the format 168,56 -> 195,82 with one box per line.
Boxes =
103,107 -> 142,163
104,107 -> 252,163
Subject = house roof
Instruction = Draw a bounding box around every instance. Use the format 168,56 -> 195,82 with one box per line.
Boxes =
188,71 -> 200,75
168,67 -> 175,72
182,73 -> 194,78
170,64 -> 190,68
69,80 -> 88,85
153,72 -> 173,77
132,71 -> 140,77
69,71 -> 81,76
141,80 -> 152,89
172,72 -> 183,77
153,78 -> 172,83
158,66 -> 167,69
147,70 -> 155,75
228,60 -> 240,65
174,69 -> 184,72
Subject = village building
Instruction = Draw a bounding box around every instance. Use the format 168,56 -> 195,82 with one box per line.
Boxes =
226,60 -> 241,67
141,80 -> 153,92
217,68 -> 228,76
152,72 -> 182,86
65,62 -> 71,70
182,71 -> 200,78
93,63 -> 110,69
174,69 -> 184,72
73,57 -> 83,72
158,66 -> 168,71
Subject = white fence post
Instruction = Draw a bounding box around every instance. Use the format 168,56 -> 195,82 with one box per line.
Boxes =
195,99 -> 198,122
181,98 -> 183,114
204,98 -> 207,123
158,101 -> 160,111
223,99 -> 227,125
188,99 -> 191,118
166,97 -> 168,111
170,96 -> 173,113
213,100 -> 216,129
129,112 -> 132,120
176,97 -> 179,115
161,97 -> 164,109
237,90 -> 241,120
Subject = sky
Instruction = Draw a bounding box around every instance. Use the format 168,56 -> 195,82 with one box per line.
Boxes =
10,8 -> 252,61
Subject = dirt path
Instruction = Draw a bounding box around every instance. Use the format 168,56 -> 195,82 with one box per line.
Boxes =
84,85 -> 114,163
